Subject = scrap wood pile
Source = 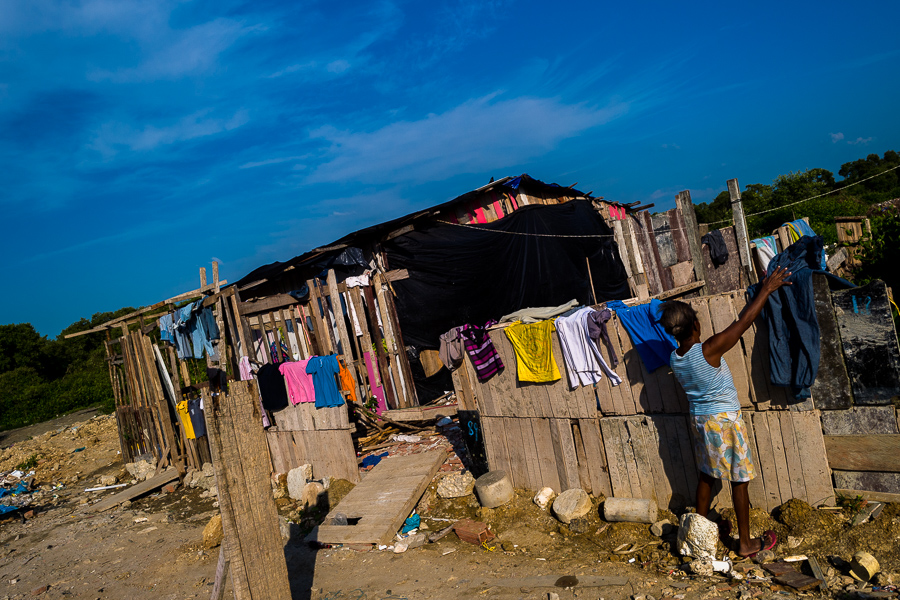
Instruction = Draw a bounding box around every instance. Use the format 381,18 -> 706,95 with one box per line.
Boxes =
350,403 -> 437,452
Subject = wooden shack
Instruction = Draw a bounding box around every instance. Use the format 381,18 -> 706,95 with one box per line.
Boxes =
70,173 -> 900,509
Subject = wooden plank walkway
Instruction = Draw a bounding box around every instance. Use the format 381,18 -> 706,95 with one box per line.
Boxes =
307,450 -> 447,546
88,468 -> 179,513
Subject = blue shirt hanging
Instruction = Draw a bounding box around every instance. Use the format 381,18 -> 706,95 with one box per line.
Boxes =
305,355 -> 344,408
606,299 -> 677,372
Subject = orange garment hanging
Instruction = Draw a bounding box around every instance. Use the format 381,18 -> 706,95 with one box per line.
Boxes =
338,359 -> 358,403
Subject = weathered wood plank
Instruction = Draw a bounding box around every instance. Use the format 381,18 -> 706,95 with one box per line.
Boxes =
606,315 -> 635,415
702,226 -> 742,295
707,295 -> 752,408
740,412 -> 769,510
502,418 -> 530,489
600,418 -> 630,498
792,410 -> 834,506
824,435 -> 900,472
531,417 -> 563,493
766,412 -> 794,503
639,416 -> 671,506
778,412 -> 808,503
578,418 -> 612,497
550,418 -> 581,492
205,381 -> 292,599
519,418 -> 544,490
750,412 -> 782,511
730,292 -> 771,410
309,450 -> 447,545
675,190 -> 708,296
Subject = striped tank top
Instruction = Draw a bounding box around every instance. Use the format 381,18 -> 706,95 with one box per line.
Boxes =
669,343 -> 740,416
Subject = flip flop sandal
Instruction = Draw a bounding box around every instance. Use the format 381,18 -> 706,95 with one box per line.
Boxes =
743,530 -> 777,559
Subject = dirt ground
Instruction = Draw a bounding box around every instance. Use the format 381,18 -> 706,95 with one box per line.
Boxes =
1,413 -> 898,600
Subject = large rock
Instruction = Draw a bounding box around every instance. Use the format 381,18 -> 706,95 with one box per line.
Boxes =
677,513 -> 718,559
437,472 -> 475,498
287,464 -> 312,501
124,460 -> 156,482
552,489 -> 591,524
533,487 -> 556,510
99,475 -> 118,487
202,514 -> 223,549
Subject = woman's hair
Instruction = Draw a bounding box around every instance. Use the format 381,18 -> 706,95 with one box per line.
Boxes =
659,300 -> 698,342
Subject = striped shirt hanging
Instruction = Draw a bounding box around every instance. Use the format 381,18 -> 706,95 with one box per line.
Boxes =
458,321 -> 504,382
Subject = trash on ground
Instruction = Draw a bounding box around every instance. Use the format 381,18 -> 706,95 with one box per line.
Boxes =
453,519 -> 495,545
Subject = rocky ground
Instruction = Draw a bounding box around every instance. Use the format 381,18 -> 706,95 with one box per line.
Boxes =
1,412 -> 898,600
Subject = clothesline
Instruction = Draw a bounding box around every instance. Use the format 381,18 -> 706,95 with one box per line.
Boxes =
437,219 -> 700,239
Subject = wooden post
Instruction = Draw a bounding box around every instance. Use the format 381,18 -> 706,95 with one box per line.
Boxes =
586,257 -> 597,304
728,178 -> 757,284
363,285 -> 398,409
675,190 -> 708,296
209,546 -> 229,600
203,381 -> 291,600
104,337 -> 130,462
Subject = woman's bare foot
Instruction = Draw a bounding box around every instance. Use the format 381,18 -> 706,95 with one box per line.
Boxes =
737,530 -> 776,558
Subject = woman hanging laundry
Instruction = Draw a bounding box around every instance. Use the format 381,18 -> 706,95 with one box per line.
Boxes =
658,266 -> 791,558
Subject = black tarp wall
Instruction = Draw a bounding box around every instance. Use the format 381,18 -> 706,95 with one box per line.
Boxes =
383,200 -> 630,348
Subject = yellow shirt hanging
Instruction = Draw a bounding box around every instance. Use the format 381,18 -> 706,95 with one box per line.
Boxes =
504,320 -> 561,383
176,400 -> 196,440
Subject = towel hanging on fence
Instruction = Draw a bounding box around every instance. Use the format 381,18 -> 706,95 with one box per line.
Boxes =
752,235 -> 778,272
783,220 -> 827,270
504,320 -> 561,383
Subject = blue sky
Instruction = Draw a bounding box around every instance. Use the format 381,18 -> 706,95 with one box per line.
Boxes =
3,0 -> 899,337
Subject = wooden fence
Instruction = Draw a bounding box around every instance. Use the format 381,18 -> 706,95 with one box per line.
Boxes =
452,287 -> 838,510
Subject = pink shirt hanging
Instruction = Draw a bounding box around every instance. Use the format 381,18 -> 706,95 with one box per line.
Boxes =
279,360 -> 316,404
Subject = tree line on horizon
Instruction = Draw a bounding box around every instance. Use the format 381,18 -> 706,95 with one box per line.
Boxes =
693,150 -> 900,245
0,308 -> 133,432
2,150 -> 899,433
693,149 -> 900,294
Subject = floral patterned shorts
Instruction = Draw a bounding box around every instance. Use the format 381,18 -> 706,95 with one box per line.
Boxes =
690,411 -> 757,482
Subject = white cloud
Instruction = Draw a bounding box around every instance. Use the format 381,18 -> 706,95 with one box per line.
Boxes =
661,143 -> 681,150
306,94 -> 629,184
830,132 -> 844,143
848,136 -> 874,145
91,109 -> 249,155
92,18 -> 248,82
239,156 -> 306,169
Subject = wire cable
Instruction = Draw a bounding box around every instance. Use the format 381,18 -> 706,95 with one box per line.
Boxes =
699,163 -> 900,226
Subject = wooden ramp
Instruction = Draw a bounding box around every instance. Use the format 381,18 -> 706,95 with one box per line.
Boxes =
307,449 -> 447,546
